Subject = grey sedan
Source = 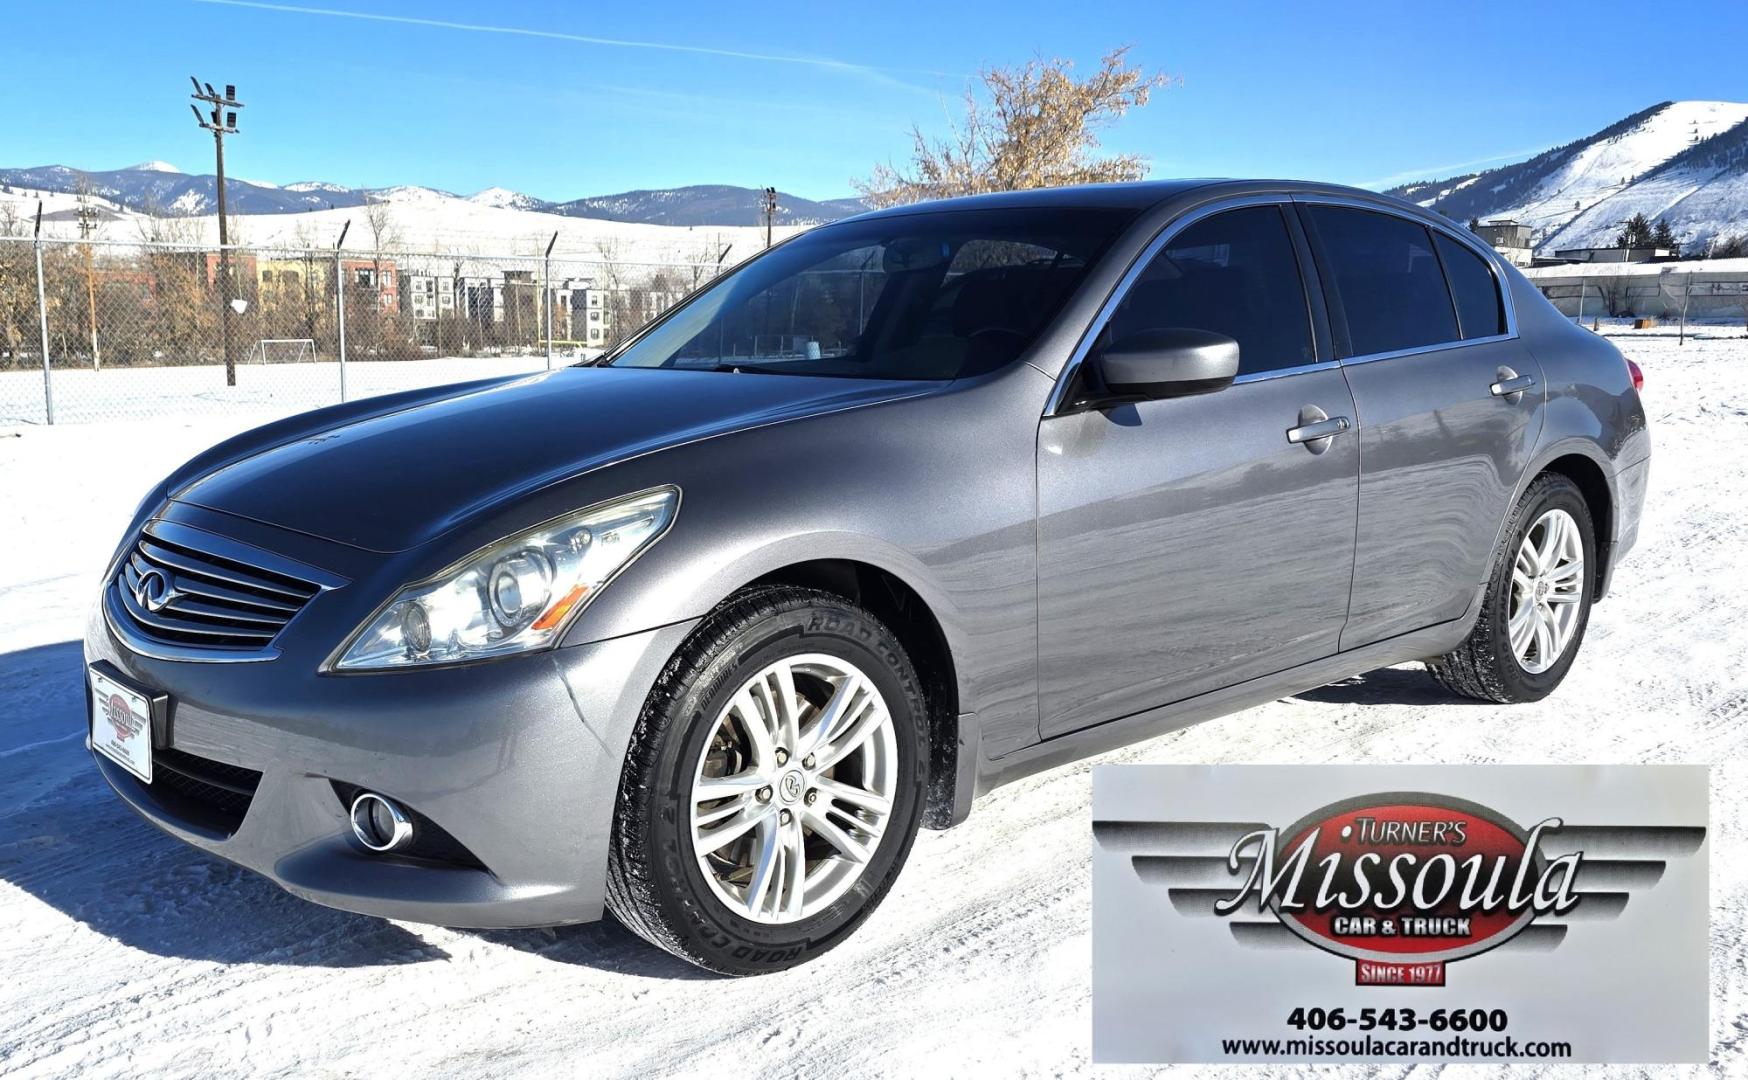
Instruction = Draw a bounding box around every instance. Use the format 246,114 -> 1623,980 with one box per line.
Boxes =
85,180 -> 1649,974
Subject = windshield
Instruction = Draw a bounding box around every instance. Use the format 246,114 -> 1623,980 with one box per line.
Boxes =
603,207 -> 1137,379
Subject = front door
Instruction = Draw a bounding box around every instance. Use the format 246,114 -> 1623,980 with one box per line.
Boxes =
1036,204 -> 1360,738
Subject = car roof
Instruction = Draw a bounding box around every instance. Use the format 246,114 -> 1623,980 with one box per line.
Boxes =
843,178 -> 1428,221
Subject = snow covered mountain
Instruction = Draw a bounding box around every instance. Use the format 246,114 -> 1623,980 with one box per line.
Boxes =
550,185 -> 866,227
0,162 -> 863,228
466,186 -> 545,211
1388,100 -> 1748,253
0,163 -> 369,215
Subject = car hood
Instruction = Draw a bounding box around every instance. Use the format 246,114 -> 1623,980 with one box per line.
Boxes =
174,366 -> 933,552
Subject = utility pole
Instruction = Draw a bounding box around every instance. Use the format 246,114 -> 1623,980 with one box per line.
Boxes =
761,187 -> 777,249
190,77 -> 243,386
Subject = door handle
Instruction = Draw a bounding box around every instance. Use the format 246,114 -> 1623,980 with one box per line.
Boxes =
1490,372 -> 1535,398
1286,415 -> 1351,444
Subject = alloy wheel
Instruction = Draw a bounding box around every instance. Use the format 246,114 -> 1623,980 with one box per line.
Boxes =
689,653 -> 898,923
1508,508 -> 1585,674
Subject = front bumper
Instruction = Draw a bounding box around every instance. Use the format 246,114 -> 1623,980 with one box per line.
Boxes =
84,505 -> 696,929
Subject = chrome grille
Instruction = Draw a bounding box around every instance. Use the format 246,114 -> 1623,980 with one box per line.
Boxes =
110,522 -> 322,653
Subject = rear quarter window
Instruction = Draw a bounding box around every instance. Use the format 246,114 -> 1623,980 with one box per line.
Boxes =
1306,205 -> 1459,357
1435,232 -> 1507,339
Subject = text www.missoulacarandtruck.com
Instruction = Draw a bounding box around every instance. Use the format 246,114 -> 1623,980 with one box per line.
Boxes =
1219,1034 -> 1573,1060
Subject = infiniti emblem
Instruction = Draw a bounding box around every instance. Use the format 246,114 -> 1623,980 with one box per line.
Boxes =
132,568 -> 179,613
778,770 -> 805,804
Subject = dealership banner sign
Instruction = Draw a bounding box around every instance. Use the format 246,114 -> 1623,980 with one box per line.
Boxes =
1091,765 -> 1708,1063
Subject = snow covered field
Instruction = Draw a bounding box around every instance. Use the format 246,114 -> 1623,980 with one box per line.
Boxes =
0,329 -> 1743,1078
0,355 -> 557,427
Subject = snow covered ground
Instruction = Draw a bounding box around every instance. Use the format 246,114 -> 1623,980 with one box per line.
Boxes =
0,355 -> 557,427
0,329 -> 1743,1078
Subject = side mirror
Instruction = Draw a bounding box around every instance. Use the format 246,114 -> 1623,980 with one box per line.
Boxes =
1093,328 -> 1239,400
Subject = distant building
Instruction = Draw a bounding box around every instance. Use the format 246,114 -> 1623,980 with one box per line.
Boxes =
256,256 -> 326,298
343,259 -> 398,311
1550,246 -> 1676,265
566,280 -> 611,347
1473,219 -> 1535,266
396,270 -> 618,349
200,251 -> 260,289
402,273 -> 455,323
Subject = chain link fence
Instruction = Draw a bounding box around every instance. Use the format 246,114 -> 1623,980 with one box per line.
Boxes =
0,235 -> 724,426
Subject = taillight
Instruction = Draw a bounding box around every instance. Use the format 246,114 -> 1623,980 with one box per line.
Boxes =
1626,358 -> 1644,393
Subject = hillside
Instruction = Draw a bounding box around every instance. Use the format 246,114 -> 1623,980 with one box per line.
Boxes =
1388,100 -> 1748,253
550,185 -> 864,227
0,179 -> 801,272
0,163 -> 862,228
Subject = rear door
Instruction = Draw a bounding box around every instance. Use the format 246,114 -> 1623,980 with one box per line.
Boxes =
1035,200 -> 1359,738
1295,200 -> 1541,649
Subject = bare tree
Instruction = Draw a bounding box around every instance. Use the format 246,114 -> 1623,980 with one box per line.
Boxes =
1595,275 -> 1632,318
0,201 -> 33,366
689,232 -> 733,290
856,46 -> 1173,207
358,196 -> 404,353
593,235 -> 637,348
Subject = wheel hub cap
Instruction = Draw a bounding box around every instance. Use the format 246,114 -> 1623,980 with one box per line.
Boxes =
688,653 -> 898,924
1508,508 -> 1585,675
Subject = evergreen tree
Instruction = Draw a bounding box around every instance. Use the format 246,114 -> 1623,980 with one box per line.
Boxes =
1615,212 -> 1654,250
1651,217 -> 1679,255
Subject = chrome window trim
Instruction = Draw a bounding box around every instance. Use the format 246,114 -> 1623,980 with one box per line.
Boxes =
1288,192 -> 1520,361
1337,334 -> 1516,369
1044,193 -> 1307,416
1232,359 -> 1342,385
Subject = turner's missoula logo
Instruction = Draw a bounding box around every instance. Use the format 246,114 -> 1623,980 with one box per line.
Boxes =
1097,790 -> 1705,988
104,692 -> 143,742
1091,767 -> 1710,1064
1212,794 -> 1576,984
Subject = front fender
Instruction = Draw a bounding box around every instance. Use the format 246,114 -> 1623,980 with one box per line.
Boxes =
552,370 -> 1049,756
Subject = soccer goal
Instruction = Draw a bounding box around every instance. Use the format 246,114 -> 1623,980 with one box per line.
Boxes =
246,338 -> 318,365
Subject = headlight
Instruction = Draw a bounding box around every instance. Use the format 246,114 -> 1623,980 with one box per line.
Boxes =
331,487 -> 678,671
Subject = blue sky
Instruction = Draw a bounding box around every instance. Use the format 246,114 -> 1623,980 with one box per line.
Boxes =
4,0 -> 1746,200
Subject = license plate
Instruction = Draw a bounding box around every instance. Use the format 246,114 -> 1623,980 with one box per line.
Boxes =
90,666 -> 154,783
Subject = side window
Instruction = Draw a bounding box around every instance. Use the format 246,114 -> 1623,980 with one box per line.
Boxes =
1105,205 -> 1315,377
1434,232 -> 1506,339
1305,205 -> 1459,356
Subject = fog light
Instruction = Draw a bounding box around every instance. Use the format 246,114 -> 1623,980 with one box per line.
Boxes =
350,792 -> 414,852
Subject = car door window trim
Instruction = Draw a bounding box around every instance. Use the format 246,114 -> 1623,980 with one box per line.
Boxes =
1288,193 -> 1520,368
1233,359 -> 1342,385
1044,193 -> 1312,416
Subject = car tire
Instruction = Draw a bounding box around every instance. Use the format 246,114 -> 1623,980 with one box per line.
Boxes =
1429,473 -> 1596,704
605,585 -> 928,975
